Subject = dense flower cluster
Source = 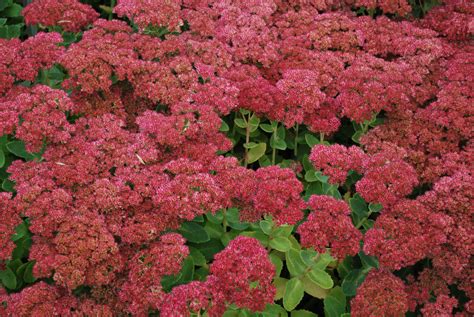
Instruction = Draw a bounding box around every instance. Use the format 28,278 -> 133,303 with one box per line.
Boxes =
23,0 -> 99,32
298,195 -> 362,260
0,32 -> 63,95
0,0 -> 472,315
0,193 -> 20,261
363,199 -> 450,269
355,0 -> 411,15
351,270 -> 409,317
2,85 -> 74,152
114,0 -> 183,31
310,144 -> 366,185
207,236 -> 276,314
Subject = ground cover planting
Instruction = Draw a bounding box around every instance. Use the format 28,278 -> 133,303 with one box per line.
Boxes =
0,0 -> 472,316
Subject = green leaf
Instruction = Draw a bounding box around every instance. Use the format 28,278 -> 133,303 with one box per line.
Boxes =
0,0 -> 12,11
351,131 -> 364,143
248,114 -> 260,132
304,170 -> 318,182
190,238 -> 224,261
359,251 -> 379,270
312,252 -> 335,271
2,178 -> 15,192
301,275 -> 329,299
189,247 -> 206,267
175,256 -> 194,284
277,125 -> 286,139
234,118 -> 247,128
283,278 -> 304,311
270,252 -> 283,277
6,141 -> 35,160
262,304 -> 288,317
247,143 -> 267,164
369,203 -> 382,213
23,261 -> 36,283
223,311 -> 240,317
240,231 -> 269,246
305,134 -> 319,147
243,142 -> 259,149
274,277 -> 287,300
300,249 -> 318,266
179,222 -> 210,244
0,267 -> 17,289
7,259 -> 22,272
260,220 -> 273,235
324,287 -> 346,317
0,24 -> 23,39
286,249 -> 306,277
269,237 -> 291,252
306,268 -> 334,289
204,221 -> 224,239
270,134 -> 287,150
3,3 -> 23,17
260,123 -> 274,133
336,257 -> 353,280
219,120 -> 230,132
273,225 -> 293,238
0,149 -> 4,168
349,194 -> 368,226
342,269 -> 367,296
207,211 -> 223,224
291,310 -> 318,317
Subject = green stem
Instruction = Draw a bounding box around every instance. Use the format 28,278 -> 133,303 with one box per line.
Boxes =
320,132 -> 325,143
222,209 -> 228,232
244,113 -> 250,167
272,123 -> 278,165
109,0 -> 116,20
294,123 -> 299,157
355,211 -> 373,229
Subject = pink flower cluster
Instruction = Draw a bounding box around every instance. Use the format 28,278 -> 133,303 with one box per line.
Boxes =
0,0 -> 472,315
1,85 -> 74,152
0,32 -> 63,95
351,270 -> 409,317
0,193 -> 21,261
298,195 -> 362,260
23,0 -> 99,32
310,144 -> 366,185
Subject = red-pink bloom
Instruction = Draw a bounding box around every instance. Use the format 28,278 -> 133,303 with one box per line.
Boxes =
208,236 -> 276,313
153,159 -> 229,221
114,0 -> 183,31
23,0 -> 99,32
0,33 -> 63,95
0,193 -> 21,261
30,214 -> 123,290
159,281 -> 212,317
355,0 -> 412,15
421,295 -> 458,317
5,282 -> 77,316
120,233 -> 189,316
310,144 -> 366,185
351,270 -> 409,317
363,199 -> 450,270
418,172 -> 473,284
11,32 -> 64,82
356,151 -> 419,207
275,69 -> 326,128
421,0 -> 474,41
253,166 -> 305,225
13,85 -> 74,152
298,195 -> 362,260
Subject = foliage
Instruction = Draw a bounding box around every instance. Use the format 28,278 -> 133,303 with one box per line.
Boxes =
0,0 -> 472,316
